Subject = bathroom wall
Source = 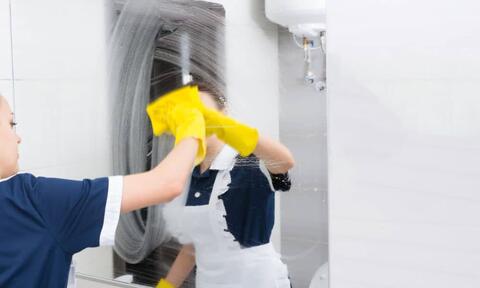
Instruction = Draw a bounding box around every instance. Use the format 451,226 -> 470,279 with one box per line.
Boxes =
278,28 -> 327,288
327,0 -> 480,287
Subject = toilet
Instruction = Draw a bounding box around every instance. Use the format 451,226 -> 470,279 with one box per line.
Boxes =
309,262 -> 328,288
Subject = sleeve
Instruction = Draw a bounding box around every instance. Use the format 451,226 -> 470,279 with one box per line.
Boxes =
26,175 -> 124,254
99,176 -> 123,246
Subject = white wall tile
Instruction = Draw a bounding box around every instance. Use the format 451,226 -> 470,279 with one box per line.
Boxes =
0,0 -> 12,79
15,79 -> 110,179
10,0 -> 107,80
328,0 -> 480,287
10,0 -> 110,179
0,80 -> 13,108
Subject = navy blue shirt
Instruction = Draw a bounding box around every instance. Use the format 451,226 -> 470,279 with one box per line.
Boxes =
0,173 -> 109,288
186,155 -> 291,248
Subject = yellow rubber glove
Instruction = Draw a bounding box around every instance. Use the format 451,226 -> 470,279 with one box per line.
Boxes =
202,107 -> 259,157
146,87 -> 206,165
156,278 -> 175,288
146,85 -> 203,136
146,84 -> 258,157
170,106 -> 206,165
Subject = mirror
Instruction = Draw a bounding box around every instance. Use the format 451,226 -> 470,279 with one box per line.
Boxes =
75,1 -> 327,287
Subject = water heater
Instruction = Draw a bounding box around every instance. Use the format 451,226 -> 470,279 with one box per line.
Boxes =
265,0 -> 326,38
265,0 -> 326,91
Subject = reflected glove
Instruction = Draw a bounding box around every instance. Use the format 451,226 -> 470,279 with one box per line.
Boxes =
156,278 -> 175,288
146,86 -> 206,165
202,107 -> 259,157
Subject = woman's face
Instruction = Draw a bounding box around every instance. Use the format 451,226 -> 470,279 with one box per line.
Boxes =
0,97 -> 21,178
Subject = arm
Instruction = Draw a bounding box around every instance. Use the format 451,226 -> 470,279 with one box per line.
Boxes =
121,138 -> 198,213
164,244 -> 196,287
253,135 -> 295,174
201,107 -> 294,174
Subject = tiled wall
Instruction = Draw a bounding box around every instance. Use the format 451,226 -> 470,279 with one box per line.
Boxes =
328,0 -> 480,287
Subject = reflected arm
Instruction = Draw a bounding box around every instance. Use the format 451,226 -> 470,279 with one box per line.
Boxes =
253,135 -> 295,174
165,244 -> 196,287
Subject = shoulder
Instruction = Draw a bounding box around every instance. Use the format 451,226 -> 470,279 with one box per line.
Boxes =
4,173 -> 36,182
5,173 -> 70,189
8,174 -> 110,200
1,173 -> 38,192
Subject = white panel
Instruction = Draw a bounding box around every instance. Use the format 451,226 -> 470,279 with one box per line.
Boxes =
328,0 -> 480,287
0,0 -> 12,79
10,0 -> 107,80
328,0 -> 480,81
15,79 -> 110,179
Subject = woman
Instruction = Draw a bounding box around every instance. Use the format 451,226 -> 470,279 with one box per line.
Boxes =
0,85 -> 256,288
158,85 -> 295,288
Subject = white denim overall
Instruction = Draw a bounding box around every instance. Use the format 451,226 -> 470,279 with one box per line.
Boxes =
179,146 -> 291,288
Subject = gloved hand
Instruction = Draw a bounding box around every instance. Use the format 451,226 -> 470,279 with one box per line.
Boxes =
146,86 -> 206,165
146,85 -> 204,136
156,278 -> 175,288
201,107 -> 259,157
